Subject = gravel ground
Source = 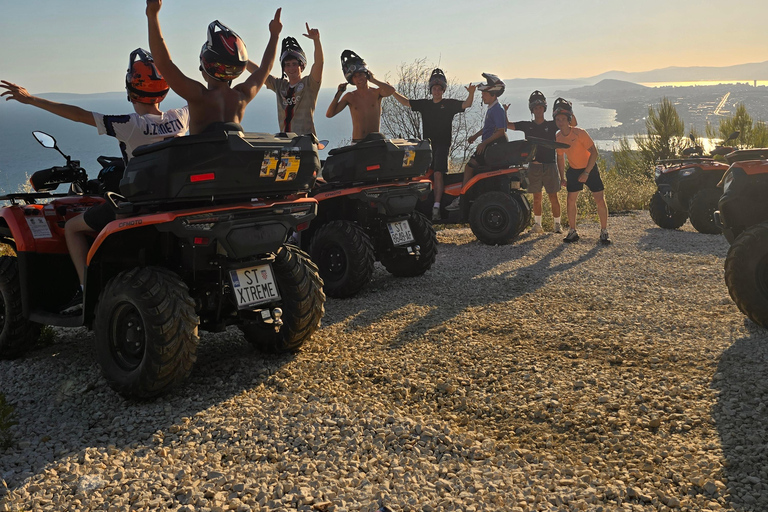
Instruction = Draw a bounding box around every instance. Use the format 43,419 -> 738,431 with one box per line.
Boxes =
2,211 -> 767,512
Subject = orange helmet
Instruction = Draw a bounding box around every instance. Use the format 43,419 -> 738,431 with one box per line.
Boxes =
125,49 -> 169,104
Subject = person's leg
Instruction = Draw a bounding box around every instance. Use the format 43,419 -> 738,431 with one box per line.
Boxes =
567,192 -> 578,230
433,171 -> 444,204
64,214 -> 96,286
593,190 -> 608,229
532,193 -> 543,217
548,192 -> 562,219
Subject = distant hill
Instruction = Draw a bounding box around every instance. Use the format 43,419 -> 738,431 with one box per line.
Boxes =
563,79 -> 649,95
587,60 -> 768,83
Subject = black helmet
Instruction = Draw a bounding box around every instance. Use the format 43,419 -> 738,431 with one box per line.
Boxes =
477,72 -> 505,96
552,97 -> 573,120
528,90 -> 547,113
199,20 -> 248,82
125,48 -> 169,104
428,68 -> 447,92
280,37 -> 307,72
341,49 -> 370,85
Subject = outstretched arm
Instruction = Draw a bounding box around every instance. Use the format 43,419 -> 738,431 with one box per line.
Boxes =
1,81 -> 95,126
461,83 -> 476,110
326,83 -> 349,118
303,23 -> 323,84
238,8 -> 281,101
368,73 -> 394,98
391,90 -> 411,108
146,0 -> 204,101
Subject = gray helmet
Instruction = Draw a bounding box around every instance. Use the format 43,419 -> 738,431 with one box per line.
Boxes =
428,68 -> 447,92
528,90 -> 547,113
341,49 -> 369,85
478,72 -> 505,96
280,37 -> 307,70
552,97 -> 573,120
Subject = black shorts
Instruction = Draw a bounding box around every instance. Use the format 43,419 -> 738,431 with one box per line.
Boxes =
82,201 -> 117,232
566,165 -> 605,193
431,144 -> 450,173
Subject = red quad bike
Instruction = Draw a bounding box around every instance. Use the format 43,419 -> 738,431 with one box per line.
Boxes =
299,133 -> 436,298
649,131 -> 739,234
418,136 -> 569,245
713,146 -> 768,327
0,129 -> 325,399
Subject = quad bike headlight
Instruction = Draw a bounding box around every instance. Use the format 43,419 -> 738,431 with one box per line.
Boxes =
721,171 -> 734,194
680,169 -> 695,177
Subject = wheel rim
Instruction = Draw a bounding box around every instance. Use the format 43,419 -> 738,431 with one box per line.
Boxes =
319,243 -> 347,281
108,302 -> 146,371
481,205 -> 510,234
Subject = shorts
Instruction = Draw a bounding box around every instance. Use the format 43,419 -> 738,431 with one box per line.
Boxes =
566,165 -> 605,193
430,144 -> 450,174
82,201 -> 117,232
527,162 -> 560,194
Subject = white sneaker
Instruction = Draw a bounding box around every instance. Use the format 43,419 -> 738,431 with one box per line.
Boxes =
554,222 -> 562,234
529,223 -> 544,234
432,206 -> 441,221
445,197 -> 461,211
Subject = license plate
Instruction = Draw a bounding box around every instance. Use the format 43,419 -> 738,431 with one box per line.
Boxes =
387,220 -> 415,246
229,264 -> 281,309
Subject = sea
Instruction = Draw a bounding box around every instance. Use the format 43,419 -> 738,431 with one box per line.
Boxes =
0,85 -> 620,195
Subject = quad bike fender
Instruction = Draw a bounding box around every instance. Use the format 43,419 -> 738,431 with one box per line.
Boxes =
0,205 -> 70,254
462,168 -> 522,197
313,180 -> 431,202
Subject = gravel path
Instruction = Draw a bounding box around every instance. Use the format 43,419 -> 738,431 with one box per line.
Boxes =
2,211 -> 767,512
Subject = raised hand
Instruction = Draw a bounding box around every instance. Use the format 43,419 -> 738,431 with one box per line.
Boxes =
465,83 -> 476,94
337,83 -> 348,93
303,23 -> 319,41
0,80 -> 33,104
269,8 -> 282,36
146,0 -> 162,16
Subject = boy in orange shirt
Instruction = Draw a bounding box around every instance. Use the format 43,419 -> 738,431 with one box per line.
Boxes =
554,98 -> 610,244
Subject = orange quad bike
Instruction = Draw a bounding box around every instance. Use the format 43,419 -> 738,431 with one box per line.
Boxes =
713,146 -> 768,327
299,133 -> 435,298
417,136 -> 569,245
649,131 -> 739,234
0,129 -> 325,399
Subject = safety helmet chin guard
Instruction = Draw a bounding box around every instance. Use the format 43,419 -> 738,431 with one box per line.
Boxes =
200,20 -> 248,82
125,48 -> 169,104
552,97 -> 573,120
528,90 -> 547,113
341,49 -> 370,85
477,72 -> 505,97
280,37 -> 307,75
428,68 -> 447,93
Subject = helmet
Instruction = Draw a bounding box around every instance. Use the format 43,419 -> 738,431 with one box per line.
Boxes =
200,20 -> 248,82
280,37 -> 307,72
477,72 -> 505,96
125,48 -> 169,104
552,97 -> 573,120
428,68 -> 447,92
341,49 -> 370,85
528,90 -> 547,113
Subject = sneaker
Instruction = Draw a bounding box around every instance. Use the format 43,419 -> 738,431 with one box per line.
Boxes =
554,222 -> 563,234
529,223 -> 544,234
445,197 -> 461,211
563,229 -> 580,243
432,206 -> 441,221
599,229 -> 612,245
60,289 -> 83,315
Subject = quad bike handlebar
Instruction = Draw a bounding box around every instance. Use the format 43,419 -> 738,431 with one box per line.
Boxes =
526,136 -> 570,151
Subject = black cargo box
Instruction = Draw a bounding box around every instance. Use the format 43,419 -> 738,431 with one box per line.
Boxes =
483,140 -> 531,170
321,133 -> 431,183
121,131 -> 320,206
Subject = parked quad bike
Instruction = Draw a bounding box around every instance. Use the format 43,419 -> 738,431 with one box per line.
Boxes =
713,146 -> 768,327
0,129 -> 325,399
417,136 -> 569,245
299,133 -> 435,298
649,131 -> 739,234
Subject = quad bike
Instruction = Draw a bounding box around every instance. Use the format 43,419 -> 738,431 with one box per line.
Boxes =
649,131 -> 739,234
713,146 -> 768,327
0,129 -> 325,399
299,133 -> 436,298
417,136 -> 569,245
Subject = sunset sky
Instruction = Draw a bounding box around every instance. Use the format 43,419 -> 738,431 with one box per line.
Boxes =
2,0 -> 766,94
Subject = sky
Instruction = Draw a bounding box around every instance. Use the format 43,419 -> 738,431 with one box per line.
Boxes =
1,0 -> 767,95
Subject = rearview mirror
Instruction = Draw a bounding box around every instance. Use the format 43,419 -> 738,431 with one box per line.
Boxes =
727,131 -> 740,141
33,131 -> 56,149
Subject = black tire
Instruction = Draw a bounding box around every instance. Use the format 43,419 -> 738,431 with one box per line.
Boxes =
239,245 -> 325,353
0,256 -> 40,359
94,267 -> 199,399
469,191 -> 522,245
649,191 -> 688,229
689,188 -> 723,234
513,192 -> 532,233
724,223 -> 768,328
309,220 -> 374,298
379,211 -> 437,277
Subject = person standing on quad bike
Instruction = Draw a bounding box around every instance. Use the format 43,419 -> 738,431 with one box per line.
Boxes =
553,98 -> 610,244
391,68 -> 477,221
1,49 -> 190,314
325,50 -> 395,142
145,0 -> 280,134
445,73 -> 507,212
505,91 -> 576,234
247,25 -> 323,136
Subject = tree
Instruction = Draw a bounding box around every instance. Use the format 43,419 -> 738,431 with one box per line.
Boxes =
706,103 -> 768,148
635,97 -> 687,168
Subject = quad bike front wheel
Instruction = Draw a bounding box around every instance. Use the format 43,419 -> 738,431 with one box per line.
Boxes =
688,188 -> 723,234
379,211 -> 437,277
94,267 -> 199,399
649,191 -> 688,229
309,220 -> 375,298
239,245 -> 325,353
512,192 -> 532,234
724,222 -> 768,328
0,256 -> 40,359
469,191 -> 523,245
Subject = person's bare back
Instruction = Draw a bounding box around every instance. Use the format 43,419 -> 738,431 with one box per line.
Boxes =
185,84 -> 250,134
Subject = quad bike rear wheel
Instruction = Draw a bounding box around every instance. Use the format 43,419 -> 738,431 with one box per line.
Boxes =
379,211 -> 437,277
0,256 -> 40,359
689,188 -> 723,234
469,191 -> 522,245
649,191 -> 688,229
239,245 -> 325,353
309,220 -> 374,298
94,267 -> 199,399
724,222 -> 768,328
